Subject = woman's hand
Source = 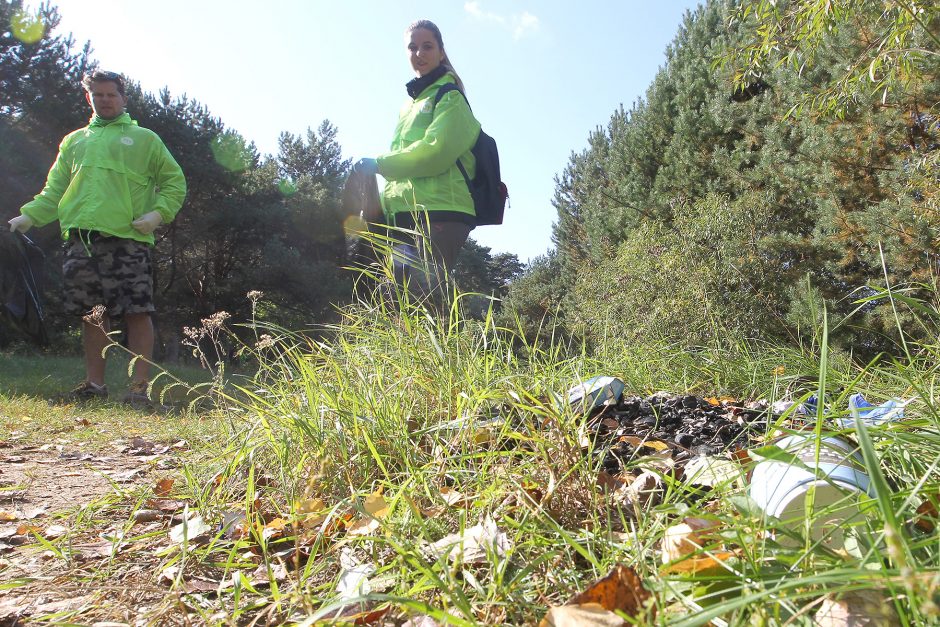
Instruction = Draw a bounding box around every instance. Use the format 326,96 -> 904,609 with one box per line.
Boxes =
352,158 -> 378,176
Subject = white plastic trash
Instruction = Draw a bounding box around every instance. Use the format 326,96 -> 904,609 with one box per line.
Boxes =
565,376 -> 625,413
749,434 -> 873,551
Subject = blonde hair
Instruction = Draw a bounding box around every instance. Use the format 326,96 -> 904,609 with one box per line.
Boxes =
407,19 -> 465,93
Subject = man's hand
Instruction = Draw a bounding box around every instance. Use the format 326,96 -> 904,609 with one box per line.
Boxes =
131,211 -> 162,235
8,215 -> 33,233
352,158 -> 378,176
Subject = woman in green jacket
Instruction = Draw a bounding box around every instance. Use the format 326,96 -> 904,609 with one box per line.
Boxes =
353,19 -> 481,298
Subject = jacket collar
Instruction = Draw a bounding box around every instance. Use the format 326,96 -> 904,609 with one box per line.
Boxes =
406,65 -> 450,99
89,112 -> 133,128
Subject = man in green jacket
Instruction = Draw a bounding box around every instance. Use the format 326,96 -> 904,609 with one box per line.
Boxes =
7,70 -> 186,406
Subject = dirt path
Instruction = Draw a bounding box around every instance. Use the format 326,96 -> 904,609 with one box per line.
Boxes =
0,435 -> 190,626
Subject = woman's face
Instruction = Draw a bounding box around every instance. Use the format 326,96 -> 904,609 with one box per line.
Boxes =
408,27 -> 444,77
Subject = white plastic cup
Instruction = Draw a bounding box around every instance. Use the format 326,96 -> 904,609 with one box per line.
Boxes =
749,434 -> 873,551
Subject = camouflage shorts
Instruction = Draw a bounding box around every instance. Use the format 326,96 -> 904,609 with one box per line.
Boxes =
63,233 -> 155,317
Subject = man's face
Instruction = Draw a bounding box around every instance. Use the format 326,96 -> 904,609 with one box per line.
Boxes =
85,80 -> 126,119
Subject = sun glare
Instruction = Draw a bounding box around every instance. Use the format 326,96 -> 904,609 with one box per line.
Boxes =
12,9 -> 44,44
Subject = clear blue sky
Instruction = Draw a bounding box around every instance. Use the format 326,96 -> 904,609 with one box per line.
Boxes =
52,0 -> 700,263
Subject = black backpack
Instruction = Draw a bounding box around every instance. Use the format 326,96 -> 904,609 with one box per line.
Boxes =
432,84 -> 508,226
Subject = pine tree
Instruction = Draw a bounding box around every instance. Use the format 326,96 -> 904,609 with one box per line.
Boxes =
1,1 -> 90,223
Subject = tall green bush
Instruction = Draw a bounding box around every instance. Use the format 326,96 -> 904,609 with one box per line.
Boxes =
569,193 -> 788,349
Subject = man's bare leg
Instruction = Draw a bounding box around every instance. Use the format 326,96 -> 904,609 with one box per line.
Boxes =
125,312 -> 154,385
82,318 -> 111,386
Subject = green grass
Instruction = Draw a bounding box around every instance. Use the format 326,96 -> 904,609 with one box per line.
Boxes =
0,345 -> 212,400
165,280 -> 939,625
0,347 -> 222,449
2,278 -> 939,625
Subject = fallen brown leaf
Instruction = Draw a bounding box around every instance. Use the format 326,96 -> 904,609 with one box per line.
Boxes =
566,563 -> 650,617
133,509 -> 163,524
626,471 -> 663,506
814,589 -> 901,626
540,602 -> 625,627
159,565 -> 179,585
324,603 -> 391,626
660,550 -> 738,575
363,493 -> 389,517
0,597 -> 24,622
347,517 -> 381,536
15,523 -> 40,535
296,497 -> 326,515
402,616 -> 444,627
32,596 -> 90,614
473,428 -> 494,445
264,517 -> 288,532
913,493 -> 939,533
43,524 -> 68,539
73,540 -> 119,559
127,437 -> 161,454
660,518 -> 721,564
146,498 -> 187,512
419,505 -> 446,518
730,448 -> 753,467
618,436 -> 670,452
440,486 -> 472,508
596,471 -> 626,493
154,478 -> 175,496
347,493 -> 389,536
299,512 -> 331,531
522,482 -> 545,505
184,577 -> 221,594
249,562 -> 288,586
107,467 -> 145,483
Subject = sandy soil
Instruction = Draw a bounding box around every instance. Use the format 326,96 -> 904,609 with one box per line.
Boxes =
0,435 -> 189,626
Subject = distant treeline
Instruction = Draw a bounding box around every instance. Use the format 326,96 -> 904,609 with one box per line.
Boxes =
0,1 -> 524,354
503,0 -> 939,358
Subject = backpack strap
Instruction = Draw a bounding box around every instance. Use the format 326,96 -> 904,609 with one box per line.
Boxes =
432,83 -> 470,110
431,83 -> 473,187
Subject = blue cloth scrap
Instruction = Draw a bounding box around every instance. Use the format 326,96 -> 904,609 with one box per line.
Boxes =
845,392 -> 905,425
804,394 -> 819,415
791,393 -> 906,426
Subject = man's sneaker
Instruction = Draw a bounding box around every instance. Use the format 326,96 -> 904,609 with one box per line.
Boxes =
67,381 -> 109,402
122,381 -> 161,411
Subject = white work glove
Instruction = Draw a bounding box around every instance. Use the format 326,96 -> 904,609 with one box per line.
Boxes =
8,215 -> 33,233
131,211 -> 163,235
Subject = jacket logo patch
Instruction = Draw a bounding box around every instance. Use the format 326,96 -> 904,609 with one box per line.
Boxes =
421,100 -> 433,113
120,137 -> 134,146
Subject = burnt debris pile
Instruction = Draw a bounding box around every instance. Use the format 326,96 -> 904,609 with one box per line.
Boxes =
586,392 -> 769,475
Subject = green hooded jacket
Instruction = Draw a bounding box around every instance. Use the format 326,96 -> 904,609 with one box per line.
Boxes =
20,113 -> 186,245
377,71 -> 481,224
